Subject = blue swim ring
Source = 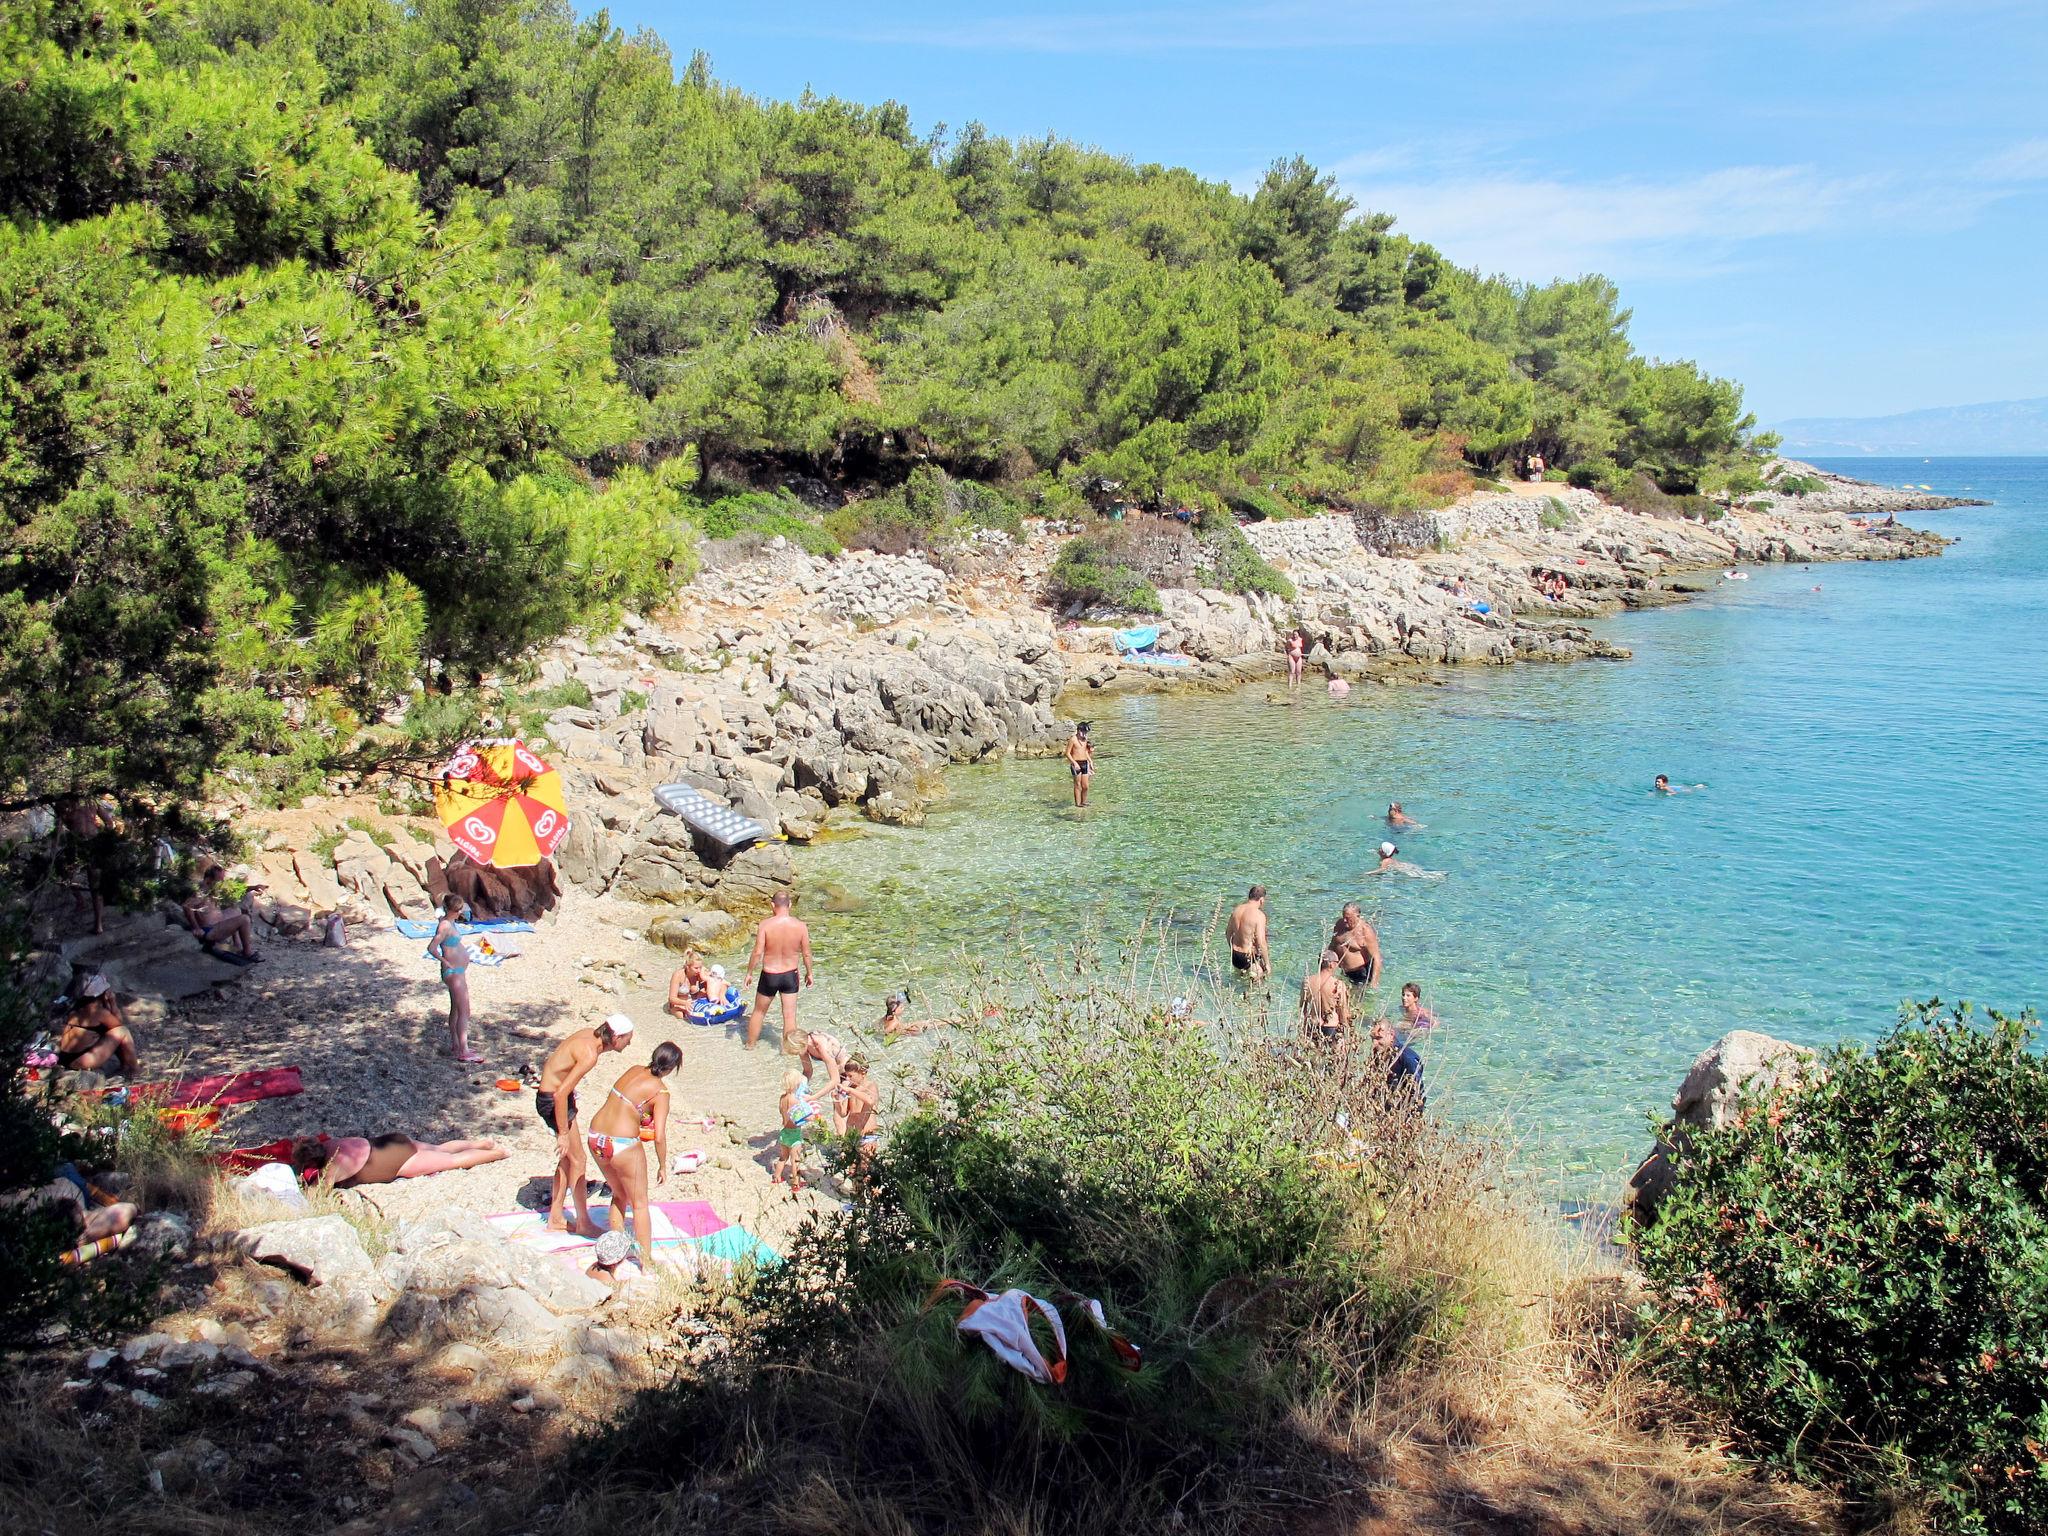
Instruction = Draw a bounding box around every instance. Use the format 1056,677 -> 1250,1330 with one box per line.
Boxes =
690,986 -> 745,1026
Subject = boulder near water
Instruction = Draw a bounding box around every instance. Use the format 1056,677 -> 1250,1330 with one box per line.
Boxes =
1625,1028 -> 1813,1227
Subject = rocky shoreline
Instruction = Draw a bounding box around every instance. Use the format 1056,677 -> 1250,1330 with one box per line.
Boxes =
180,467 -> 1958,948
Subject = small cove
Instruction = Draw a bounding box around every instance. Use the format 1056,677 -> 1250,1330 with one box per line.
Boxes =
788,459 -> 2048,1191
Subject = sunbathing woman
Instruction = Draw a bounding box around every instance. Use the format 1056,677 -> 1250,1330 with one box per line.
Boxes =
295,1134 -> 508,1188
584,1042 -> 680,1262
56,974 -> 140,1076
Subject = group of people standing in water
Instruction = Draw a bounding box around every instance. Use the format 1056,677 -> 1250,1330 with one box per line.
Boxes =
1224,800 -> 1434,1108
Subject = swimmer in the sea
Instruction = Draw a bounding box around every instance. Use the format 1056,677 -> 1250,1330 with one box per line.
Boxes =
1654,775 -> 1705,794
1386,802 -> 1419,830
1371,841 -> 1443,880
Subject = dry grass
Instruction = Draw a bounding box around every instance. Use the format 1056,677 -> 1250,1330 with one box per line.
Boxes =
1,935 -> 1871,1536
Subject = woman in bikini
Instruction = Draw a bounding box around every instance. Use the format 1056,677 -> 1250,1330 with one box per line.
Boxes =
296,1134 -> 508,1187
55,974 -> 140,1077
426,892 -> 481,1062
584,1042 -> 680,1261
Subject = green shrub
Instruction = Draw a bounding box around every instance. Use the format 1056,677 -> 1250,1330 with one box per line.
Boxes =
1048,534 -> 1164,613
689,490 -> 841,556
1228,485 -> 1308,522
1541,467 -> 1570,482
308,827 -> 346,861
343,815 -> 393,850
619,689 -> 649,715
1772,472 -> 1827,497
1539,497 -> 1574,532
1197,513 -> 1295,600
1637,1001 -> 2048,1534
568,959 -> 1528,1530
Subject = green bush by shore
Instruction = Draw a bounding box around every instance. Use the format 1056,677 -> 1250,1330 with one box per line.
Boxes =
1639,1001 -> 2048,1535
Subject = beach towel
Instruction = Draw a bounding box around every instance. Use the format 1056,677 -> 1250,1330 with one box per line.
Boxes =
486,1200 -> 779,1271
1112,625 -> 1161,655
1120,650 -> 1192,668
99,1066 -> 303,1111
393,918 -> 536,940
211,1136 -> 312,1174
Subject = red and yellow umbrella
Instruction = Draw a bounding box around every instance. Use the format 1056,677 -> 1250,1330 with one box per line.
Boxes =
432,739 -> 571,868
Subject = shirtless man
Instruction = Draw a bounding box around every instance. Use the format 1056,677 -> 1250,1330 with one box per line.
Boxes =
1226,885 -> 1270,980
180,867 -> 256,961
536,1014 -> 634,1236
745,891 -> 815,1051
1386,802 -> 1418,829
1300,950 -> 1352,1066
666,953 -> 711,1016
1065,722 -> 1094,808
1331,903 -> 1381,990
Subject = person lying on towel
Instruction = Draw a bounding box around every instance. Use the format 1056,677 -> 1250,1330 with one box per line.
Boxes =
292,1134 -> 508,1188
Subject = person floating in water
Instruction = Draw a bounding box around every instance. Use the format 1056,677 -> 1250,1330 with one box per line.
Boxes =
1226,885 -> 1271,981
1065,721 -> 1094,808
1373,841 -> 1443,879
1386,802 -> 1419,830
1327,675 -> 1351,700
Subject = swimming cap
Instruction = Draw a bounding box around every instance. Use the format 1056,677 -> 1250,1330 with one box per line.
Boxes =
604,1013 -> 635,1038
886,991 -> 907,1007
1379,842 -> 1396,858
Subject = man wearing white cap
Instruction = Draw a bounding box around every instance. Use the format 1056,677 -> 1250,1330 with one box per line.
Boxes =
1375,841 -> 1399,873
535,1014 -> 634,1237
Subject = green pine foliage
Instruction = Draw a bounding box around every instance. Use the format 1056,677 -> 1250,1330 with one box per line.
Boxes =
1637,1002 -> 2048,1534
3,0 -> 1769,823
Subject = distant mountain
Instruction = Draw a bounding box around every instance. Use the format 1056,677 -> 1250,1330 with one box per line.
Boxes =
1773,397 -> 2048,457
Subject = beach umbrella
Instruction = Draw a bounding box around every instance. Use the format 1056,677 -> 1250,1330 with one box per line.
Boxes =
432,739 -> 571,868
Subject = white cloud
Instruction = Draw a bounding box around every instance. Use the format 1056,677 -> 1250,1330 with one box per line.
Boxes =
1976,138 -> 2048,182
1336,163 -> 1969,283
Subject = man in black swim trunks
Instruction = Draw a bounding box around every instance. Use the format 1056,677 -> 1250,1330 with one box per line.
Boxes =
1065,722 -> 1094,808
746,890 -> 815,1052
1226,885 -> 1270,980
1332,903 -> 1381,989
535,1014 -> 633,1236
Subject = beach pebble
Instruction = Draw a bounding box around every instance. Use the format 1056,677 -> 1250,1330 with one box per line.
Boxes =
430,1341 -> 494,1379
383,1425 -> 439,1465
130,1388 -> 165,1410
122,1332 -> 171,1362
402,1406 -> 468,1448
193,1370 -> 257,1398
84,1348 -> 115,1372
156,1339 -> 219,1369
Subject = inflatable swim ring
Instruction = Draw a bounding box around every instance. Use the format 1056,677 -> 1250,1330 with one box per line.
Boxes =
690,986 -> 745,1027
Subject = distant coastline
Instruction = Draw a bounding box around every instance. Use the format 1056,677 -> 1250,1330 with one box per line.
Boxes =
1776,396 -> 2048,457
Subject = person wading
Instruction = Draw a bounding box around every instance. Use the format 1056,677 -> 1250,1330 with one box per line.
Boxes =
745,890 -> 815,1053
1065,721 -> 1095,808
1227,885 -> 1271,980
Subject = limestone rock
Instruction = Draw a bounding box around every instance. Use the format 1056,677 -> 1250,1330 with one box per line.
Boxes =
233,1214 -> 376,1288
648,910 -> 741,953
1626,1029 -> 1813,1226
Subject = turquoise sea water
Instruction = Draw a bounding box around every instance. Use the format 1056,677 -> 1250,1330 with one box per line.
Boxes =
792,458 -> 2048,1188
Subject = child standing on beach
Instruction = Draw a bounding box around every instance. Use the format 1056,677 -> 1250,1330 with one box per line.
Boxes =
774,1069 -> 812,1193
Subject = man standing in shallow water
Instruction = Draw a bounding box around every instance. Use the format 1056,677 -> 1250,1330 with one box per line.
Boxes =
746,891 -> 815,1053
1227,885 -> 1270,980
1332,902 -> 1381,989
1065,721 -> 1094,808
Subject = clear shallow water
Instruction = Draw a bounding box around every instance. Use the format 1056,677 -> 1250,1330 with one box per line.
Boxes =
792,458 -> 2048,1188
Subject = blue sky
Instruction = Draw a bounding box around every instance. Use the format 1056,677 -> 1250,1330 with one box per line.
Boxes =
605,1 -> 2046,424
